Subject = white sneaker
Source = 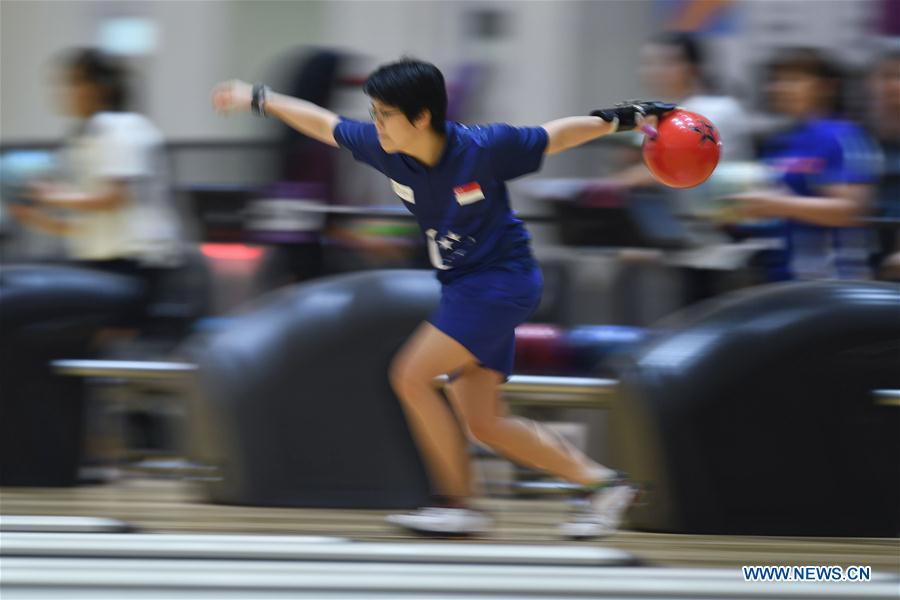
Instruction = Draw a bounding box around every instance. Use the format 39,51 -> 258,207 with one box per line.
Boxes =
559,482 -> 639,539
386,506 -> 493,535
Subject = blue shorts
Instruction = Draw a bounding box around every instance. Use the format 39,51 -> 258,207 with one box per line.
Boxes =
429,261 -> 543,379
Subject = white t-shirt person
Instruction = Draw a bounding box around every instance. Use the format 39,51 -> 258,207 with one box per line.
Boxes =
60,111 -> 182,266
680,94 -> 752,162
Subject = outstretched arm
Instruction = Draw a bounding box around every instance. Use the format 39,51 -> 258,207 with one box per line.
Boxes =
542,101 -> 676,155
542,117 -> 620,156
211,80 -> 340,147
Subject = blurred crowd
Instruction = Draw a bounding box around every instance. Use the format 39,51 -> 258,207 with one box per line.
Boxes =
1,34 -> 899,338
622,33 -> 900,284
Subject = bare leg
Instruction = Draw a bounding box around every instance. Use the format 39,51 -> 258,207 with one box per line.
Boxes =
389,322 -> 478,501
445,365 -> 615,485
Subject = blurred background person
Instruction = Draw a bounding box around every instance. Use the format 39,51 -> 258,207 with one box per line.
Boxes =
866,45 -> 900,280
5,48 -> 194,466
9,48 -> 185,324
727,47 -> 878,281
614,31 -> 752,191
600,32 -> 758,307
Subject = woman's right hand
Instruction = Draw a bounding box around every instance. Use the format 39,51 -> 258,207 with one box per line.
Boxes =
211,79 -> 252,115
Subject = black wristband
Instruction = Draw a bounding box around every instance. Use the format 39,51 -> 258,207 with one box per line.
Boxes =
251,83 -> 270,117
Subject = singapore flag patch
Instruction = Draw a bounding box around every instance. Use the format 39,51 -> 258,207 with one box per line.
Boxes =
454,181 -> 485,205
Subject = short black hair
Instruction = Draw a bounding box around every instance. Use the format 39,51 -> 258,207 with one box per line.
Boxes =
60,48 -> 129,111
363,58 -> 447,134
650,32 -> 714,90
768,47 -> 840,81
767,47 -> 844,114
651,32 -> 704,69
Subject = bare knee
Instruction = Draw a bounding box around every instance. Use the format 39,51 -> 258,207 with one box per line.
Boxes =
389,356 -> 427,400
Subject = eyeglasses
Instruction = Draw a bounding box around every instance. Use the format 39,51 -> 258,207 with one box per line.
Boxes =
369,106 -> 403,123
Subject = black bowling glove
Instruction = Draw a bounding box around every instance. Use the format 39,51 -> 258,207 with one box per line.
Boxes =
590,101 -> 677,132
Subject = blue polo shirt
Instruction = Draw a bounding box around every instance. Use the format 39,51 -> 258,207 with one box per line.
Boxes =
761,118 -> 877,279
333,119 -> 548,283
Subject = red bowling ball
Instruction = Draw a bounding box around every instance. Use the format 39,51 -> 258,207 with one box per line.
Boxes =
642,109 -> 721,188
